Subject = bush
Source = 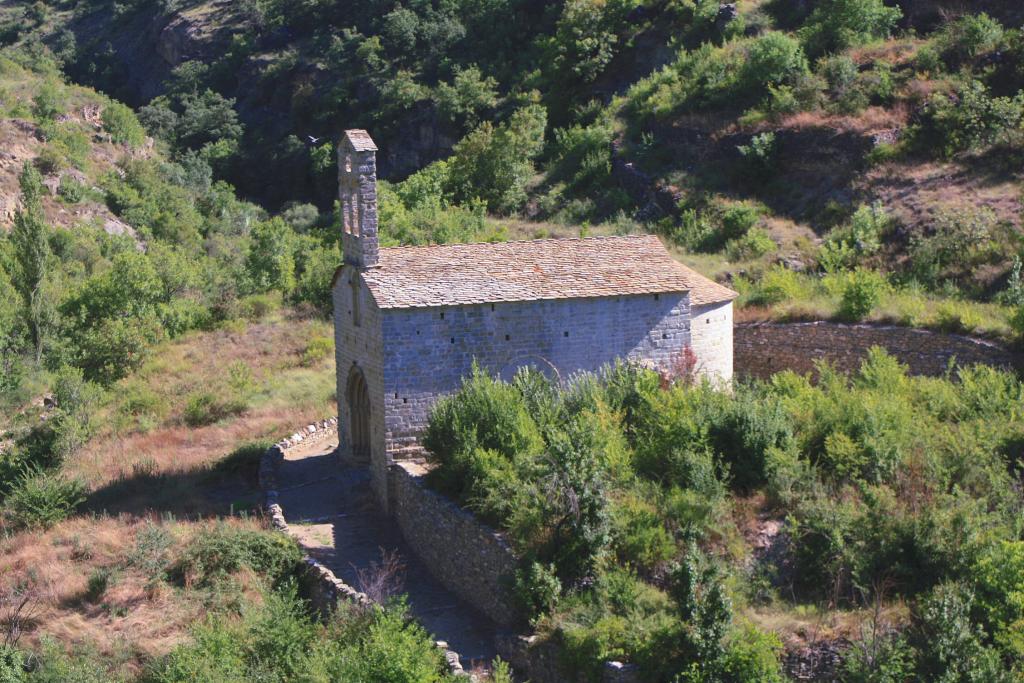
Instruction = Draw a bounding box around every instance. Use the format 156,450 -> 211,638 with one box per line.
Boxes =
182,390 -> 247,427
838,269 -> 888,321
934,301 -> 983,334
798,0 -> 902,56
914,81 -> 1024,158
85,567 -> 113,603
720,623 -> 785,683
912,583 -> 1013,682
444,104 -> 547,213
423,364 -> 543,501
740,32 -> 809,93
737,132 -> 778,180
301,335 -> 334,366
173,523 -> 302,586
0,644 -> 22,683
101,101 -> 146,147
610,492 -> 676,573
3,468 -> 86,530
57,174 -> 85,203
726,227 -> 776,261
741,265 -> 812,306
513,561 -> 562,619
937,13 -> 1004,67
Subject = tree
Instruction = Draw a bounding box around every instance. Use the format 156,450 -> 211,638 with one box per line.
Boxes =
245,218 -> 296,294
445,104 -> 547,213
10,162 -> 56,363
0,264 -> 24,396
102,100 -> 146,147
799,0 -> 902,57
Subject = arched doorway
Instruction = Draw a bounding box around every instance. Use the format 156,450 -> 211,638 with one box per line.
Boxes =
346,366 -> 371,460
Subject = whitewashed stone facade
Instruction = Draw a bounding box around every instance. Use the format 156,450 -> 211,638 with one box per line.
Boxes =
331,130 -> 736,511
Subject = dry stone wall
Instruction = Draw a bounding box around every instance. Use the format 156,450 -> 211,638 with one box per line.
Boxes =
259,421 -> 474,680
389,461 -> 519,627
735,321 -> 1023,379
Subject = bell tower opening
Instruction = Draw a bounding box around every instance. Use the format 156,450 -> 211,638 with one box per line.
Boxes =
339,129 -> 379,269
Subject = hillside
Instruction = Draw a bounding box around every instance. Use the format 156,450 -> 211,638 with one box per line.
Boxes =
3,0 -> 1023,344
1,1 -> 1024,680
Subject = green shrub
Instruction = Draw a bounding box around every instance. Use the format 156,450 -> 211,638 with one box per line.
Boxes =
423,364 -> 543,500
513,561 -> 562,619
971,541 -> 1024,658
720,623 -> 785,683
737,132 -> 778,180
3,468 -> 86,530
182,390 -> 248,427
937,13 -> 1004,67
726,227 -> 776,261
236,291 -> 283,321
85,567 -> 113,603
328,601 -> 450,682
301,335 -> 334,366
819,55 -> 867,114
742,264 -> 812,306
798,0 -> 902,56
740,32 -> 809,93
708,385 -> 794,491
934,301 -> 983,334
128,521 -> 175,579
820,203 -> 889,272
0,644 -> 22,683
912,583 -> 1014,683
102,101 -> 146,147
31,80 -> 64,121
841,631 -> 914,683
610,492 -> 676,573
632,384 -> 723,495
445,104 -> 547,213
173,523 -> 302,586
914,81 -> 1024,158
838,269 -> 888,321
57,174 -> 85,203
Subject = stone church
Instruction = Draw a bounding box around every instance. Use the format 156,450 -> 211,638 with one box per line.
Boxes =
331,130 -> 736,510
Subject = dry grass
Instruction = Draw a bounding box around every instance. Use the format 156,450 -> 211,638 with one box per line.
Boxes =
72,313 -> 336,494
744,601 -> 911,649
0,515 -> 267,675
0,312 -> 337,671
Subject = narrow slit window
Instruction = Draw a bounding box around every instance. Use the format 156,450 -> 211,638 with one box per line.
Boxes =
351,278 -> 361,327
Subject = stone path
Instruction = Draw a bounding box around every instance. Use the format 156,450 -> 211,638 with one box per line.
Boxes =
277,438 -> 499,667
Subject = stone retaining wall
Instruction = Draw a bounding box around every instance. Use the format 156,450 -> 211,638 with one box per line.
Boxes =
389,461 -> 519,628
259,420 -> 474,680
735,321 -> 1023,379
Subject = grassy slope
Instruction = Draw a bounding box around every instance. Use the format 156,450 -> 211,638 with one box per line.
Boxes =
0,311 -> 335,673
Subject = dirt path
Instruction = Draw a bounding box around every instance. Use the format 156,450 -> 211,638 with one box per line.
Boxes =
276,438 -> 499,667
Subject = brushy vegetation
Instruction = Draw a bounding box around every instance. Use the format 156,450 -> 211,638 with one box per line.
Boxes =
424,355 -> 1024,680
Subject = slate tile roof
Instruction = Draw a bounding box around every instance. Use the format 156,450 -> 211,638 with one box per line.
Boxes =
359,234 -> 737,309
343,129 -> 377,151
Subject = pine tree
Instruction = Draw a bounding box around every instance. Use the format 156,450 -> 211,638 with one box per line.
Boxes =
10,161 -> 55,363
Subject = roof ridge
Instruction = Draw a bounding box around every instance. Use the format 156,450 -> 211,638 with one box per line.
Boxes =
378,233 -> 655,252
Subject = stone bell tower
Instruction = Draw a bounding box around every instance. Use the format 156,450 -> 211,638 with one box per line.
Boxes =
339,129 -> 379,269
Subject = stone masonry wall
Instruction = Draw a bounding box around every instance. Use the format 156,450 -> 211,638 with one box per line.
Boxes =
690,301 -> 733,384
381,292 -> 692,456
333,266 -> 389,511
259,421 -> 476,680
389,461 -> 519,627
735,321 -> 1023,379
